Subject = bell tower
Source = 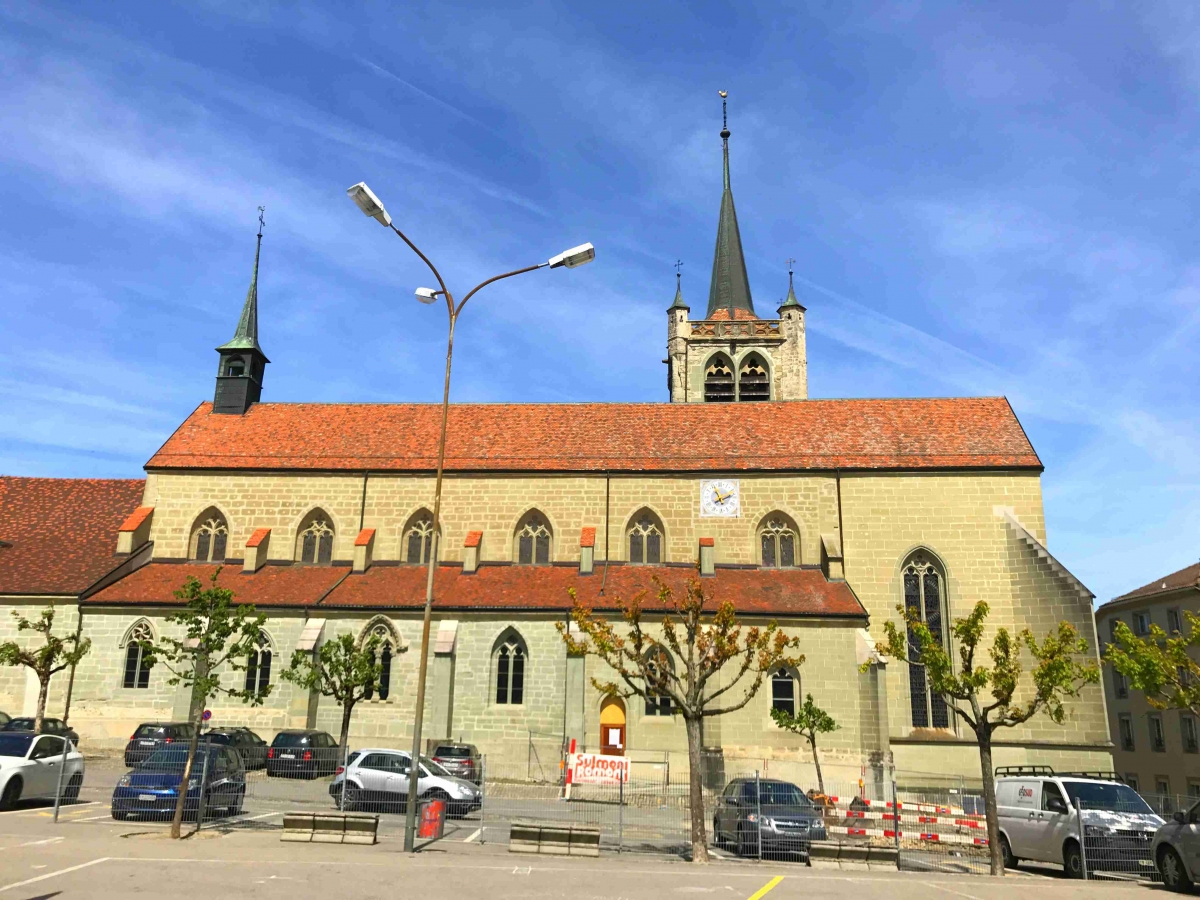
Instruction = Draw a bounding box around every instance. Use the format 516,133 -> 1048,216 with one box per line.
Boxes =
213,208 -> 270,415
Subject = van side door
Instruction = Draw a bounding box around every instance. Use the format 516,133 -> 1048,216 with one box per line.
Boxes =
1040,781 -> 1073,864
1005,779 -> 1042,858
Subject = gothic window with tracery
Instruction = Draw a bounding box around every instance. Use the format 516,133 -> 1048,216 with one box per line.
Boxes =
297,513 -> 334,565
404,511 -> 436,565
704,354 -> 735,403
759,515 -> 799,568
190,510 -> 229,562
771,668 -> 799,716
644,646 -> 674,716
122,621 -> 154,689
362,621 -> 401,701
244,640 -> 273,693
739,354 -> 770,401
627,510 -> 664,564
904,553 -> 950,729
515,513 -> 551,565
494,631 -> 527,705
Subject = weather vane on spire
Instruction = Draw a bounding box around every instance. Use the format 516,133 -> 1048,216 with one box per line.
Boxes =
718,90 -> 729,139
257,206 -> 266,238
674,258 -> 684,278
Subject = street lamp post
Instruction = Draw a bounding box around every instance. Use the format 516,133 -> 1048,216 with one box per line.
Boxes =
346,182 -> 594,852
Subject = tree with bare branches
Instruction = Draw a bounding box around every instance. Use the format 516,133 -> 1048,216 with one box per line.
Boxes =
559,575 -> 803,864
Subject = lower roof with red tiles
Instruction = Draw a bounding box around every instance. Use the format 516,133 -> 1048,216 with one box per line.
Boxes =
0,477 -> 146,596
85,561 -> 867,620
146,398 -> 1041,473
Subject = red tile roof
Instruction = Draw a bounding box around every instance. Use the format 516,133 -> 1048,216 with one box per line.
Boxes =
463,531 -> 483,548
580,528 -> 596,548
85,561 -> 865,619
699,537 -> 715,547
0,477 -> 145,595
1101,562 -> 1200,607
707,308 -> 760,321
118,507 -> 154,533
147,399 -> 1040,473
246,527 -> 271,548
354,528 -> 375,547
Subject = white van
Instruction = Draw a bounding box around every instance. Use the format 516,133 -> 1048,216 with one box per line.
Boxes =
995,766 -> 1162,877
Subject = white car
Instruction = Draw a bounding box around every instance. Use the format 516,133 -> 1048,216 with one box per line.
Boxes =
0,731 -> 85,809
1151,799 -> 1200,891
996,766 -> 1162,877
329,748 -> 481,818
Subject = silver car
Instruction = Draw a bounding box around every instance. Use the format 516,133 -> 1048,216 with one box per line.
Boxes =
329,748 -> 481,818
1152,799 -> 1200,891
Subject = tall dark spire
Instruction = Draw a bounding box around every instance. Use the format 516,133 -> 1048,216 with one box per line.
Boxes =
214,208 -> 270,415
705,91 -> 755,320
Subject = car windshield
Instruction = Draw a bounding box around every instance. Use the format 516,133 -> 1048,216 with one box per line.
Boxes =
203,733 -> 231,744
420,756 -> 450,777
4,718 -> 34,731
1062,781 -> 1154,815
749,782 -> 810,807
434,746 -> 471,758
272,734 -> 311,747
133,725 -> 168,738
0,733 -> 34,757
138,748 -> 212,772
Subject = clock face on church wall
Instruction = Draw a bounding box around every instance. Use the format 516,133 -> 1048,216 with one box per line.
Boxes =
700,479 -> 740,518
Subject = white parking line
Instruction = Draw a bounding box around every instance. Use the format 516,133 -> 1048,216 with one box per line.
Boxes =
463,828 -> 482,843
238,812 -> 282,822
0,857 -> 109,893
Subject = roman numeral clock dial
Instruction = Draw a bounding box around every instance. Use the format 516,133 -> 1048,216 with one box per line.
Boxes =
700,479 -> 740,518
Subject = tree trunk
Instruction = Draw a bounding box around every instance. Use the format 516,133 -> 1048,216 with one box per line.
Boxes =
976,728 -> 1003,876
62,618 -> 84,726
685,715 -> 708,863
339,700 -> 355,753
809,733 -> 825,797
170,659 -> 208,839
33,675 -> 49,734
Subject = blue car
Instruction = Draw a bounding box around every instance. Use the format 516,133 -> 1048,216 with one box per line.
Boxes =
111,745 -> 245,821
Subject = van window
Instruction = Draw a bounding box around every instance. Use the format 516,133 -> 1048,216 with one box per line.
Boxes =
1061,780 -> 1154,815
1042,782 -> 1068,812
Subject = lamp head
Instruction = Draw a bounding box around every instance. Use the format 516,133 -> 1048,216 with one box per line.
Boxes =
346,182 -> 392,227
415,287 -> 439,304
548,242 -> 595,269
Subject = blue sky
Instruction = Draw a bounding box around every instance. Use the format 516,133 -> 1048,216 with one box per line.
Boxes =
1,1 -> 1197,604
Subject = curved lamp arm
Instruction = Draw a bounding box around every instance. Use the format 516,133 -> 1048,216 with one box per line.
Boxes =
389,224 -> 453,315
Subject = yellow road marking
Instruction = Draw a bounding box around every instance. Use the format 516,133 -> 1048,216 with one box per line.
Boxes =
747,875 -> 784,900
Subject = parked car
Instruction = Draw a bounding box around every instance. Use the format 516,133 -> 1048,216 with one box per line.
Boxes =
202,728 -> 268,770
2,717 -> 79,745
995,766 -> 1162,877
265,730 -> 339,779
431,742 -> 481,784
123,723 -> 196,768
111,744 -> 245,821
1152,798 -> 1200,891
713,778 -> 827,857
329,748 -> 482,818
0,732 -> 84,810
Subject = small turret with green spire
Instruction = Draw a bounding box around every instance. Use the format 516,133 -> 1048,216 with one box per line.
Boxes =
669,261 -> 688,310
778,258 -> 805,313
213,208 -> 270,415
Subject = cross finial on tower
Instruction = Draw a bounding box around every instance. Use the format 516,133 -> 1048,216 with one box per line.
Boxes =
718,90 -> 729,139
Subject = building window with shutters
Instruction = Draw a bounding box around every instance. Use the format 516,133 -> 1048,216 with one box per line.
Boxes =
1118,713 -> 1135,751
738,353 -> 770,401
494,630 -> 527,705
1182,715 -> 1199,754
189,508 -> 229,562
514,512 -> 552,565
121,620 -> 155,689
903,552 -> 950,730
1150,714 -> 1167,752
296,511 -> 335,565
627,510 -> 664,564
704,354 -> 735,402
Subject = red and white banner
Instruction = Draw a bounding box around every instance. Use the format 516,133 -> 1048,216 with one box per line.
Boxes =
567,752 -> 630,785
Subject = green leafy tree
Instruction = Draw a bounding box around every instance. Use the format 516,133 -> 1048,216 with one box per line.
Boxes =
282,631 -> 390,753
770,693 -> 838,796
875,600 -> 1099,876
559,575 -> 803,864
142,572 -> 271,839
0,607 -> 91,734
1106,612 -> 1200,715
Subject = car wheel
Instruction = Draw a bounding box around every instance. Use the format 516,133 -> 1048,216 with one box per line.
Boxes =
229,787 -> 245,817
1160,846 -> 1193,892
339,785 -> 361,812
111,807 -> 128,821
737,823 -> 757,858
0,778 -> 21,811
712,818 -> 723,849
999,833 -> 1019,870
64,773 -> 83,803
1063,840 -> 1084,879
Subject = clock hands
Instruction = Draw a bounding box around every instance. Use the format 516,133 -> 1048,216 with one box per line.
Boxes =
713,489 -> 732,505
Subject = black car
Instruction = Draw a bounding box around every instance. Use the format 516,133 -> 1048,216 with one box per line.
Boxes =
123,722 -> 196,768
713,778 -> 827,857
266,730 -> 339,779
1,717 -> 79,745
202,728 -> 268,770
112,744 -> 245,821
431,742 -> 482,784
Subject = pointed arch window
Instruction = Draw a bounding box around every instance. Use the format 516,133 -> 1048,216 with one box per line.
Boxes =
404,510 -> 437,565
759,515 -> 799,568
362,620 -> 402,701
244,639 -> 273,694
644,646 -> 674,716
297,512 -> 334,565
628,510 -> 664,564
494,631 -> 527,705
738,354 -> 770,401
704,354 -> 735,403
771,668 -> 799,716
190,509 -> 229,562
904,553 -> 950,729
515,513 -> 552,566
122,621 -> 154,689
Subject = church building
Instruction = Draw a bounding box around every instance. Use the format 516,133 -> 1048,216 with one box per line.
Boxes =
0,110 -> 1112,788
